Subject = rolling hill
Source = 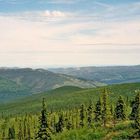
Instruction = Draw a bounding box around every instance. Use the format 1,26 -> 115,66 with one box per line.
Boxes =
1,82 -> 140,115
49,65 -> 140,84
0,68 -> 105,102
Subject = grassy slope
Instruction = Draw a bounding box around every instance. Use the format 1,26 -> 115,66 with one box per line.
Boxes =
0,82 -> 140,115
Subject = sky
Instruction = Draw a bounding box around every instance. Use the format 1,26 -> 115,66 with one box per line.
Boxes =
0,0 -> 140,68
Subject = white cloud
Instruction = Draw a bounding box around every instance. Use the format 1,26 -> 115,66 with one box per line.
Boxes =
44,10 -> 66,17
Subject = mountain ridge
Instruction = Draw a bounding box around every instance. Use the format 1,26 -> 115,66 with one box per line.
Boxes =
49,65 -> 140,84
0,68 -> 105,102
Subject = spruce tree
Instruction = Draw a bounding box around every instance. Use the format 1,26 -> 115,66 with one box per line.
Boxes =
23,117 -> 27,139
66,119 -> 72,130
114,96 -> 126,120
36,98 -> 51,140
101,89 -> 108,127
132,92 -> 140,138
134,111 -> 140,138
130,92 -> 140,120
55,114 -> 64,133
75,109 -> 79,129
87,101 -> 93,127
94,98 -> 102,122
79,104 -> 85,128
52,114 -> 56,133
8,126 -> 15,140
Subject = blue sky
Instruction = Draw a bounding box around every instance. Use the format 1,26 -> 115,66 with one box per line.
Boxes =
0,0 -> 140,67
0,0 -> 139,13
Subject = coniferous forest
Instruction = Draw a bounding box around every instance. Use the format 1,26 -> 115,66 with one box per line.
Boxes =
0,89 -> 140,140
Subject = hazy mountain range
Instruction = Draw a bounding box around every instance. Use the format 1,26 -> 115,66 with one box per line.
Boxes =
49,65 -> 140,84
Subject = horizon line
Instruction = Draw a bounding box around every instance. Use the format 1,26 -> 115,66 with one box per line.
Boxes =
0,64 -> 140,69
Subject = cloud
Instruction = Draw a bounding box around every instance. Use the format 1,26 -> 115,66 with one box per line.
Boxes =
44,10 -> 66,17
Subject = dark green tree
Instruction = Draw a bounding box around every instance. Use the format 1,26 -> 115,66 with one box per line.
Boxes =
114,96 -> 126,120
23,117 -> 27,139
8,126 -> 15,140
87,101 -> 93,127
101,89 -> 108,127
75,109 -> 79,128
130,92 -> 140,120
79,104 -> 85,128
66,119 -> 72,130
94,98 -> 102,122
130,92 -> 140,139
134,111 -> 140,137
55,114 -> 64,133
36,98 -> 51,140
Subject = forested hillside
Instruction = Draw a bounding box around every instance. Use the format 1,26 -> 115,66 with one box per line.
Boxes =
0,83 -> 139,115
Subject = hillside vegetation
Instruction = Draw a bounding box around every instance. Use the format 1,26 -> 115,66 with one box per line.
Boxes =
49,65 -> 140,84
0,82 -> 140,115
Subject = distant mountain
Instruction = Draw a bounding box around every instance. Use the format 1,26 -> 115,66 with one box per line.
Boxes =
0,68 -> 105,102
49,65 -> 140,84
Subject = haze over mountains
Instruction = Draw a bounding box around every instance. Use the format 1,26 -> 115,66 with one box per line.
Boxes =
49,65 -> 140,84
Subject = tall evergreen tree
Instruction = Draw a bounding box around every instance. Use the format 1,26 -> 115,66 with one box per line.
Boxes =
134,110 -> 140,137
130,92 -> 140,120
55,114 -> 64,133
79,104 -> 85,128
114,96 -> 126,120
36,98 -> 51,140
130,92 -> 140,139
75,109 -> 79,129
8,126 -> 15,140
87,101 -> 93,127
94,98 -> 102,122
23,117 -> 27,139
101,89 -> 108,127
